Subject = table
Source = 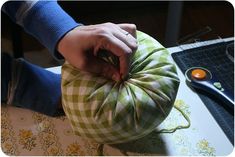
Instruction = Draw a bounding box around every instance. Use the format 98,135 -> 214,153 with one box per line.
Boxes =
46,37 -> 234,155
162,38 -> 234,155
1,38 -> 234,156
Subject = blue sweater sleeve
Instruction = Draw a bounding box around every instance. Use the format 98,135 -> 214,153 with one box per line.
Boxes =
2,1 -> 82,59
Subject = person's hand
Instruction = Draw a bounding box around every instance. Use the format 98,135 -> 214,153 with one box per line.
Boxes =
57,22 -> 137,81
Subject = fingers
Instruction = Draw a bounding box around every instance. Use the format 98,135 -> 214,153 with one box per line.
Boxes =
95,23 -> 138,79
112,27 -> 138,52
117,23 -> 137,38
100,34 -> 133,79
111,23 -> 138,78
81,56 -> 121,81
59,22 -> 138,82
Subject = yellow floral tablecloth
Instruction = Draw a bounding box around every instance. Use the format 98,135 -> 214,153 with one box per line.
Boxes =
1,99 -> 220,156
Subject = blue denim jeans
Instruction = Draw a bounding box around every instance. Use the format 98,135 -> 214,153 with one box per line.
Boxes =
2,56 -> 63,116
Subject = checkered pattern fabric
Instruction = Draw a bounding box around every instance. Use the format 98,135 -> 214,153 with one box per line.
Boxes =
61,31 -> 180,144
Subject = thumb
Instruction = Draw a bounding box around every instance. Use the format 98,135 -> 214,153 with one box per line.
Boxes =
83,57 -> 121,81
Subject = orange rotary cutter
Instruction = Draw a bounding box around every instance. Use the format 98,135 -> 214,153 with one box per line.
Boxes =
185,67 -> 234,109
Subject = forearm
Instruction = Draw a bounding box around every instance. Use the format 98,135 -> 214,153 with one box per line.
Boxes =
2,0 -> 82,59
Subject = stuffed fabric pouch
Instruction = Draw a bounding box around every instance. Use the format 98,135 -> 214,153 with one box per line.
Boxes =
61,31 -> 180,144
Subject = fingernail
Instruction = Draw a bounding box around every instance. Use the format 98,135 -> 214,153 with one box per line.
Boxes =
121,75 -> 125,80
112,73 -> 120,82
121,74 -> 127,80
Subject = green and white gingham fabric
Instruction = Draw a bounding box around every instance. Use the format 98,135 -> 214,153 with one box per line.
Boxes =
61,31 -> 180,144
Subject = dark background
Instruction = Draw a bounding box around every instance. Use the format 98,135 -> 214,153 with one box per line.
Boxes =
1,1 -> 234,66
58,1 -> 234,45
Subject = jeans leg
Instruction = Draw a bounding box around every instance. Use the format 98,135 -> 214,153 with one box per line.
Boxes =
1,53 -> 12,103
8,58 -> 63,116
1,52 -> 13,103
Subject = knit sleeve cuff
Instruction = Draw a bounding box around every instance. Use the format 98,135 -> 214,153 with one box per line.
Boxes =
22,1 -> 82,59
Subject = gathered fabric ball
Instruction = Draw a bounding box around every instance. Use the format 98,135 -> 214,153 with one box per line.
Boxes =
61,31 -> 180,144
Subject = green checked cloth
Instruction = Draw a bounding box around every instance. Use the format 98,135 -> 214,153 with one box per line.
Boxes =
61,31 -> 180,144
